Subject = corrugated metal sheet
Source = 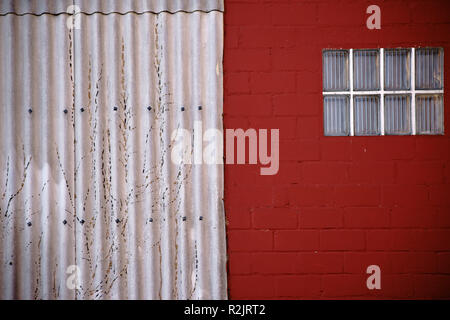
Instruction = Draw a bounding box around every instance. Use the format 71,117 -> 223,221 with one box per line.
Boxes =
0,3 -> 226,300
0,0 -> 224,15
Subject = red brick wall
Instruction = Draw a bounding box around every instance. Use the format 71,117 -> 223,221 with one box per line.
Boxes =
224,0 -> 450,299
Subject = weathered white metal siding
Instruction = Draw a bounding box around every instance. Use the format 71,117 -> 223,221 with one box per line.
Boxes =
0,1 -> 226,300
0,0 -> 224,15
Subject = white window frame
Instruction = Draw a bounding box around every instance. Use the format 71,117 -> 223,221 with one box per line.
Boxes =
323,48 -> 444,136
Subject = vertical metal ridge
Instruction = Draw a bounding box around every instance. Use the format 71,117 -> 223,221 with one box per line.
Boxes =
188,12 -> 205,300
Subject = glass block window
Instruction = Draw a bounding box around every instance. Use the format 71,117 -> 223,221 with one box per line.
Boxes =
416,94 -> 444,134
384,95 -> 411,135
322,48 -> 444,136
323,50 -> 349,91
385,49 -> 410,90
354,95 -> 380,135
416,48 -> 444,89
353,50 -> 380,91
324,95 -> 350,136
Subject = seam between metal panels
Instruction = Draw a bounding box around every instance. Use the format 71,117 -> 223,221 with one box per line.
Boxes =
72,0 -> 78,301
0,9 -> 224,17
68,20 -> 79,301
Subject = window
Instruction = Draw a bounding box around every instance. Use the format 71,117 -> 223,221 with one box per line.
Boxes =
322,48 -> 444,136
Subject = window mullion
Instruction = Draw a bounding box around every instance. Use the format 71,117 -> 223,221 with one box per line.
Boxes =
380,48 -> 385,135
411,48 -> 416,135
349,49 -> 354,136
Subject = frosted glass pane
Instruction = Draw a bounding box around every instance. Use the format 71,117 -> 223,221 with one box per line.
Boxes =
353,50 -> 380,91
415,48 -> 444,89
323,50 -> 349,91
354,95 -> 380,135
323,95 -> 350,136
384,95 -> 411,135
416,94 -> 444,134
384,49 -> 410,90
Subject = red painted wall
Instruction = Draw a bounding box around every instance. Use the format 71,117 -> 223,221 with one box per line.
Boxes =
223,0 -> 450,299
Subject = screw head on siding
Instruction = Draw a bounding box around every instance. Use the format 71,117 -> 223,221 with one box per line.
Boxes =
182,216 -> 187,221
181,107 -> 185,111
80,107 -> 85,112
28,108 -> 32,114
147,106 -> 152,111
198,106 -> 202,110
63,109 -> 68,114
80,219 -> 85,225
9,262 -> 12,266
115,218 -> 120,224
199,216 -> 203,221
113,106 -> 118,111
149,218 -> 153,223
27,222 -> 32,227
63,219 -> 67,225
